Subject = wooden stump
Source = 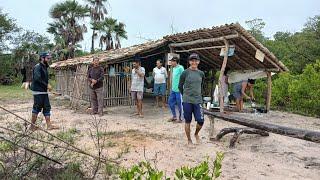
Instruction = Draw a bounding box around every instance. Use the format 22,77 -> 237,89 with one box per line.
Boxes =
216,127 -> 269,148
209,116 -> 215,140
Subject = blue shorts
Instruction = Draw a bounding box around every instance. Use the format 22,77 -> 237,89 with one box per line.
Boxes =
233,82 -> 242,99
153,83 -> 166,96
183,103 -> 204,124
32,94 -> 51,116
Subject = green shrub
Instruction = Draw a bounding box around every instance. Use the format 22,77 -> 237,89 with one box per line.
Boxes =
271,60 -> 320,116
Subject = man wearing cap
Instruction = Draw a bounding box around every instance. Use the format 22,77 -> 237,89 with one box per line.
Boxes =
30,52 -> 58,130
131,58 -> 145,118
152,59 -> 168,108
168,57 -> 184,122
88,57 -> 105,116
179,53 -> 205,144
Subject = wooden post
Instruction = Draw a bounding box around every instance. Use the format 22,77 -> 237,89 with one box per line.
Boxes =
266,71 -> 272,112
218,39 -> 229,112
209,116 -> 215,140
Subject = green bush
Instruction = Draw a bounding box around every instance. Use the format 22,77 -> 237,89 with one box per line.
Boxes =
272,60 -> 320,116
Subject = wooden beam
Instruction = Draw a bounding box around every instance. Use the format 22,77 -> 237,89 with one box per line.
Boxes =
240,36 -> 286,71
266,71 -> 272,112
203,110 -> 320,143
218,39 -> 229,112
169,33 -> 239,48
175,45 -> 235,53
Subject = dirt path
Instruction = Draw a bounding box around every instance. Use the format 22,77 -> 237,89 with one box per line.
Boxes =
1,99 -> 319,179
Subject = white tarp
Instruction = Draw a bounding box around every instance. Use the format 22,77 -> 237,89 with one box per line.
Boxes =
228,70 -> 275,84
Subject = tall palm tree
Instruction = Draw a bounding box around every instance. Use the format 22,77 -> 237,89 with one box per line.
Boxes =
98,17 -> 117,50
114,22 -> 127,49
97,18 -> 127,50
86,0 -> 108,53
47,0 -> 90,59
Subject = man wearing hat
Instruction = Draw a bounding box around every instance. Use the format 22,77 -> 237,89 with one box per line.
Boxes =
168,57 -> 184,122
30,52 -> 58,130
179,53 -> 205,144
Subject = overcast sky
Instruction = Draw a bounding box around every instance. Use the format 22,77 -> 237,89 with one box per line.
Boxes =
1,0 -> 319,51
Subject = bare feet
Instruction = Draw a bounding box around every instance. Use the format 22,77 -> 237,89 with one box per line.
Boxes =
130,113 -> 139,117
139,114 -> 144,118
195,134 -> 201,144
29,125 -> 39,131
167,117 -> 177,122
47,124 -> 59,130
187,140 -> 193,145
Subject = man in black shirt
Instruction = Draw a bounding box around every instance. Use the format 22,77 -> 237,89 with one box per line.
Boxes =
88,57 -> 105,116
30,52 -> 58,130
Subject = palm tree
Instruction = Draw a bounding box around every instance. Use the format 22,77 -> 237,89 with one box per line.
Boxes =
98,17 -> 117,50
114,22 -> 128,49
97,18 -> 127,50
47,0 -> 90,59
86,0 -> 108,53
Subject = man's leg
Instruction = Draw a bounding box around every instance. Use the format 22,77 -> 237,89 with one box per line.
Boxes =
90,88 -> 98,113
183,103 -> 193,144
176,92 -> 183,121
154,84 -> 159,107
156,96 -> 159,107
194,104 -> 204,144
235,98 -> 241,112
160,83 -> 166,108
168,92 -> 177,121
137,92 -> 144,117
30,95 -> 41,130
240,98 -> 244,111
96,87 -> 104,116
43,95 -> 58,130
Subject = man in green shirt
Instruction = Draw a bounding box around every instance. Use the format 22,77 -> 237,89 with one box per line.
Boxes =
168,57 -> 184,122
179,53 -> 205,144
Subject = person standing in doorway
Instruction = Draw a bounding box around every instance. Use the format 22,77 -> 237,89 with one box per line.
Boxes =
168,57 -> 184,123
30,52 -> 59,131
153,59 -> 168,108
179,53 -> 205,145
131,58 -> 145,118
88,57 -> 105,116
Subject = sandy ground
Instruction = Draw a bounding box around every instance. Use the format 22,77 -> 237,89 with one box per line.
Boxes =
0,98 -> 320,180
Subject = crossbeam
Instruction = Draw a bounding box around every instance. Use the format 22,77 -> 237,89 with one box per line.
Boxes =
169,34 -> 239,48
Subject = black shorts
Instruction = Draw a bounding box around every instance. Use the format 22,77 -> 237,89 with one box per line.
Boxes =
32,94 -> 51,116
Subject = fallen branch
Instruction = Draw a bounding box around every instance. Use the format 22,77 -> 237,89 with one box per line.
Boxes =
0,105 -> 118,164
0,136 -> 62,165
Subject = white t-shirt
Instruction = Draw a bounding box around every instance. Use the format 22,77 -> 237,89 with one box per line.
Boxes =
153,67 -> 167,84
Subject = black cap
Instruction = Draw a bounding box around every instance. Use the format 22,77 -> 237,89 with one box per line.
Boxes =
188,53 -> 200,61
39,52 -> 50,58
170,57 -> 179,61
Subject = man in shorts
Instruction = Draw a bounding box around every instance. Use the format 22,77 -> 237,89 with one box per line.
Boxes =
30,52 -> 59,131
131,57 -> 145,118
152,59 -> 167,108
179,53 -> 205,144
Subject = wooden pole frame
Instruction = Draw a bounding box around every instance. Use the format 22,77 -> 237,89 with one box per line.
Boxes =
218,39 -> 229,112
169,34 -> 239,48
174,45 -> 235,53
266,71 -> 272,112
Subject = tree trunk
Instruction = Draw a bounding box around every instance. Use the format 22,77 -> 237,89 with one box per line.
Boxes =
204,110 -> 320,143
91,29 -> 95,53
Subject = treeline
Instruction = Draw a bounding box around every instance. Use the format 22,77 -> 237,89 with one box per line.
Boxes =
246,17 -> 320,116
0,0 -> 127,79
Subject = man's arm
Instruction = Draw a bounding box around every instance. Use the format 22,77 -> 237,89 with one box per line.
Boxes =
250,87 -> 255,100
201,72 -> 205,95
178,71 -> 186,95
241,82 -> 250,99
97,67 -> 104,82
164,68 -> 168,78
136,68 -> 145,78
87,68 -> 92,83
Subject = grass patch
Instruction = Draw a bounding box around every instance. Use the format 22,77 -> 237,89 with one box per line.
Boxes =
0,84 -> 31,101
55,128 -> 79,144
